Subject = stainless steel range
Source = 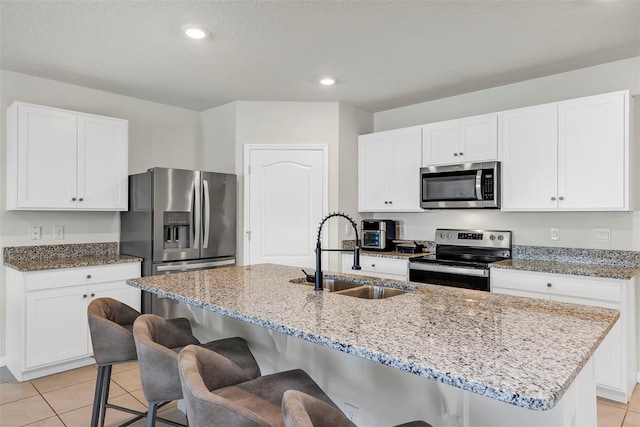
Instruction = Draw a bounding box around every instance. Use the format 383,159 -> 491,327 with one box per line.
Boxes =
409,229 -> 512,291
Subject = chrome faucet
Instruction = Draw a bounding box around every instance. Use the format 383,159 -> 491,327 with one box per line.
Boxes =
314,212 -> 361,291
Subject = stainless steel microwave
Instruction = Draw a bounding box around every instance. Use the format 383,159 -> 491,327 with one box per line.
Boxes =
420,161 -> 500,209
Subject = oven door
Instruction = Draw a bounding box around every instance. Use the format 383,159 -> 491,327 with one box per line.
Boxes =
409,262 -> 490,291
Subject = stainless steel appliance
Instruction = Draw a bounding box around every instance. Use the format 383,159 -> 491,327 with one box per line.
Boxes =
409,228 -> 511,291
361,219 -> 397,251
420,161 -> 500,209
120,167 -> 236,313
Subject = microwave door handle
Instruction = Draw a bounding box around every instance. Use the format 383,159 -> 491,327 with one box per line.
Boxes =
475,170 -> 482,200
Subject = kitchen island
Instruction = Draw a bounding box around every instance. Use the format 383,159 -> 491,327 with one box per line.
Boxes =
127,264 -> 618,426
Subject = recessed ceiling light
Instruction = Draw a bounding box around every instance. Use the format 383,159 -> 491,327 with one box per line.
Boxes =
182,25 -> 210,39
320,77 -> 336,86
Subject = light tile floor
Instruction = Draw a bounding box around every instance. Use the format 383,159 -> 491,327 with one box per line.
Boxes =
0,363 -> 186,427
0,363 -> 638,426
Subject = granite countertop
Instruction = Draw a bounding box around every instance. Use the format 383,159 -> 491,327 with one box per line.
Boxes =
3,242 -> 141,272
490,259 -> 640,280
126,263 -> 618,411
360,249 -> 430,260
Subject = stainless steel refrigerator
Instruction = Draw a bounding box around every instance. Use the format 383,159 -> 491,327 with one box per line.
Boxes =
120,167 -> 236,314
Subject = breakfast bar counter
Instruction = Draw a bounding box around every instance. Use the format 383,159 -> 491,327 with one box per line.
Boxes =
127,263 -> 618,426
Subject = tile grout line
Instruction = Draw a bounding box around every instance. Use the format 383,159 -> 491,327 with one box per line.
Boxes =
26,378 -> 68,427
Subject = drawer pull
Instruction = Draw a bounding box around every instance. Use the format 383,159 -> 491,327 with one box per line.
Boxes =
90,293 -> 95,297
371,264 -> 376,268
547,283 -> 552,288
86,275 -> 92,279
83,294 -> 88,299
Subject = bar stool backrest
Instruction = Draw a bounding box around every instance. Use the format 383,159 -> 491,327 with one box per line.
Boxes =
88,297 -> 140,365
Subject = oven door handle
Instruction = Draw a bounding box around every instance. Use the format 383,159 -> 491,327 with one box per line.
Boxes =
409,263 -> 489,277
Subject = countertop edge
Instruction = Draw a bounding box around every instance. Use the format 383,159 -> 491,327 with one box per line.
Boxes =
4,255 -> 142,272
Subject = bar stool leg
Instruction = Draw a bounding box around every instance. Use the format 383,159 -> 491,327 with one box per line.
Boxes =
91,365 -> 108,427
99,365 -> 113,427
146,402 -> 158,427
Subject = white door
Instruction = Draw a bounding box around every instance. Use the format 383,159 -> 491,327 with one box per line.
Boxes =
421,120 -> 459,166
244,145 -> 327,268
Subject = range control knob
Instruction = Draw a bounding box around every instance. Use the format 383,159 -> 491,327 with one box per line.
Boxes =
489,235 -> 496,241
498,235 -> 504,241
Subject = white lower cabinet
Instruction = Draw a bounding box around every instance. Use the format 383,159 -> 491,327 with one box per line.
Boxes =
491,268 -> 637,403
342,254 -> 408,281
6,262 -> 141,381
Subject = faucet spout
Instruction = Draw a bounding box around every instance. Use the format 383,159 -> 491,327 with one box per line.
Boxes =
314,212 -> 361,291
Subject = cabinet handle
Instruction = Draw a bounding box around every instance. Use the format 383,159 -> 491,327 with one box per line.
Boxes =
559,196 -> 564,201
86,274 -> 92,279
371,264 -> 376,267
551,197 -> 556,201
389,201 -> 392,204
453,153 -> 458,156
72,197 -> 77,202
384,201 -> 388,204
547,283 -> 552,288
90,293 -> 95,297
79,197 -> 84,202
83,294 -> 88,298
459,152 -> 463,156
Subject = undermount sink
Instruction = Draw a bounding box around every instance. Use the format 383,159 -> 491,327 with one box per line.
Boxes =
336,285 -> 408,299
291,278 -> 408,299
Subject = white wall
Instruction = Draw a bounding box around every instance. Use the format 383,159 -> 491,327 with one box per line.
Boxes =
200,102 -> 236,174
373,57 -> 640,250
0,70 -> 202,360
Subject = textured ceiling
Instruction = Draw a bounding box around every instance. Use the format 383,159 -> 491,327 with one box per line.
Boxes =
1,1 -> 639,112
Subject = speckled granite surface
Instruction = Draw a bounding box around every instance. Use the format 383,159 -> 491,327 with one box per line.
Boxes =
126,263 -> 618,411
490,259 -> 640,280
3,242 -> 141,271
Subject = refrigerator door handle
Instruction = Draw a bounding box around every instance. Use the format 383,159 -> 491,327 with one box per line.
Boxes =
203,179 -> 211,249
192,181 -> 200,250
156,259 -> 235,272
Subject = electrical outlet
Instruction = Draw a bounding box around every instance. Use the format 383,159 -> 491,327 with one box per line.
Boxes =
344,402 -> 359,424
29,226 -> 41,240
53,226 -> 64,239
551,228 -> 559,240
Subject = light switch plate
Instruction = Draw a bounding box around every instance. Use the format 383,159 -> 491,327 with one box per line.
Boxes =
593,228 -> 611,243
53,226 -> 64,239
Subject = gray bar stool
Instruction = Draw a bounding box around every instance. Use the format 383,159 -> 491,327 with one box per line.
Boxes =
177,344 -> 347,426
88,298 -> 193,427
133,313 -> 262,427
282,390 -> 433,427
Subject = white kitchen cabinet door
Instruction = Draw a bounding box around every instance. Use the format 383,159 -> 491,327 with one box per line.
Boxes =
391,130 -> 423,211
500,104 -> 558,210
342,254 -> 408,281
25,286 -> 89,369
422,114 -> 497,166
458,114 -> 498,163
557,91 -> 629,210
77,114 -> 128,210
7,101 -> 129,211
358,127 -> 422,212
12,103 -> 78,209
421,120 -> 459,166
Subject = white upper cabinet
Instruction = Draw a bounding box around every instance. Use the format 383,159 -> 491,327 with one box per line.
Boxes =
7,102 -> 128,211
501,91 -> 632,211
422,114 -> 497,166
358,126 -> 422,212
